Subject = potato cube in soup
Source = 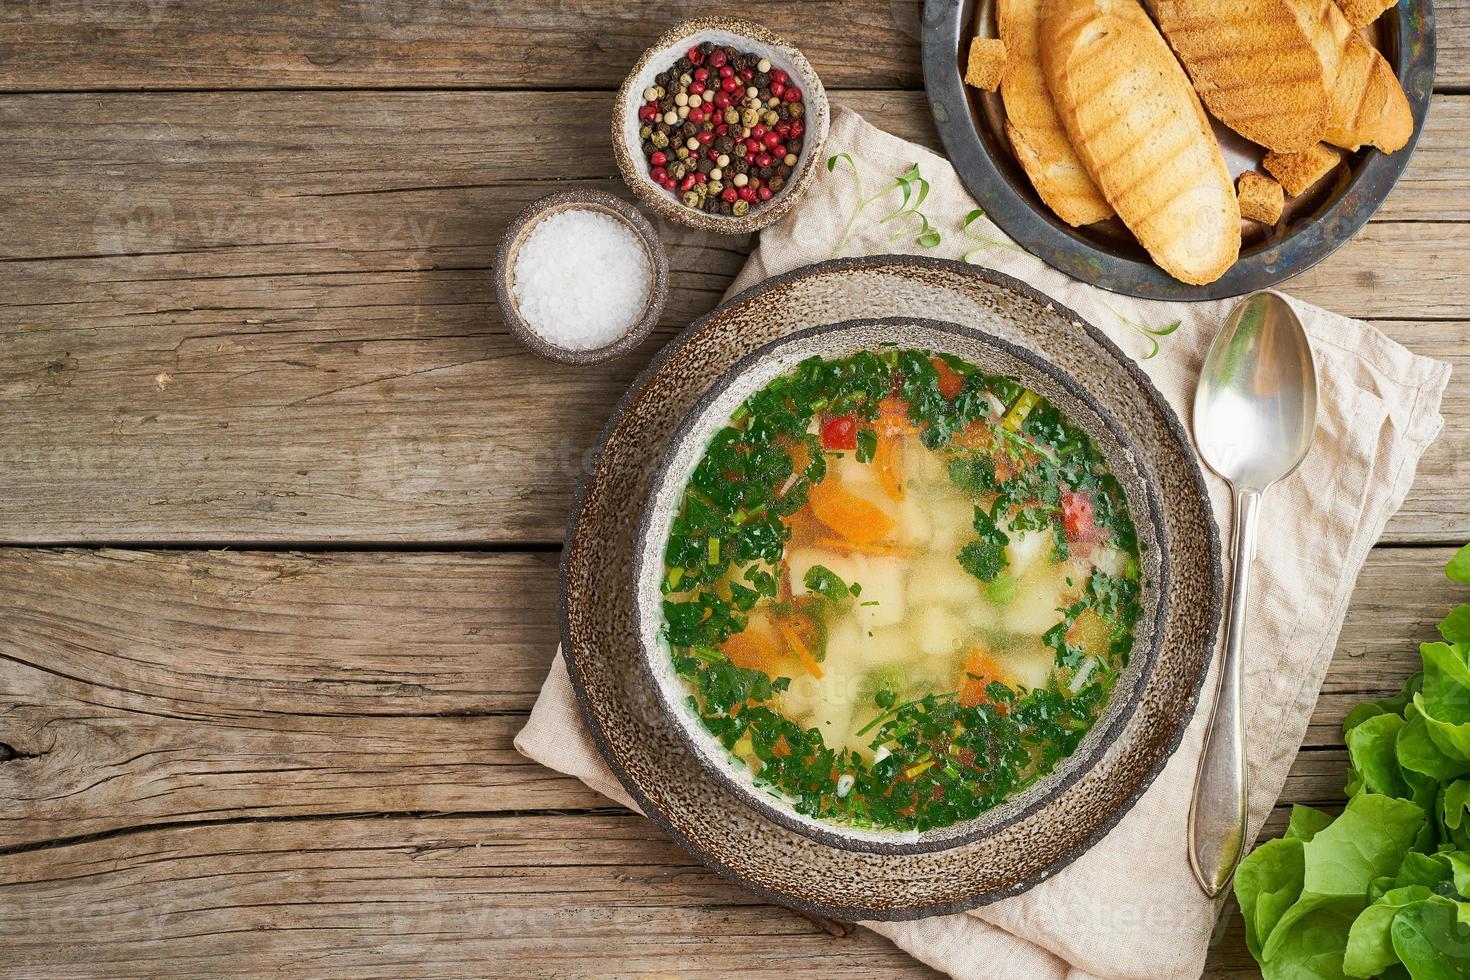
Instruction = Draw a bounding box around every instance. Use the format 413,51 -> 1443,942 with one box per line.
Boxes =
997,640 -> 1055,693
1007,567 -> 1070,635
853,556 -> 906,628
914,604 -> 965,657
907,555 -> 984,606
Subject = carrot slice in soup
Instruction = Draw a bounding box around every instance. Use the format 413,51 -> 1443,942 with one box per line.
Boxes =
873,429 -> 905,501
776,619 -> 823,679
806,479 -> 895,545
959,648 -> 1006,709
722,628 -> 781,676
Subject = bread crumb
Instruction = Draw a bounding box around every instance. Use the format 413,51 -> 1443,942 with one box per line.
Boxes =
1236,172 -> 1285,224
964,38 -> 1007,92
1263,144 -> 1342,197
1333,0 -> 1397,27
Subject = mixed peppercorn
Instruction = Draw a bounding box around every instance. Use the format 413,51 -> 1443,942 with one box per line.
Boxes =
636,41 -> 807,217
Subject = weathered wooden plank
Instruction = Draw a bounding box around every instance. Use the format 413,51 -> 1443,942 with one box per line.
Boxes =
1,91 -> 1462,236
0,0 -> 1463,92
0,94 -> 1464,542
2,547 -> 1458,850
0,0 -> 927,93
0,813 -> 943,978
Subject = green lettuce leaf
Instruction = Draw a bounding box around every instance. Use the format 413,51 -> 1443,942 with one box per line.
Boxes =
1346,673 -> 1423,735
1344,885 -> 1433,978
1238,837 -> 1307,959
1442,606 -> 1470,645
1261,907 -> 1357,980
1448,543 -> 1470,585
1287,803 -> 1336,842
1400,703 -> 1470,782
1391,895 -> 1470,977
1263,794 -> 1425,961
1348,712 -> 1412,799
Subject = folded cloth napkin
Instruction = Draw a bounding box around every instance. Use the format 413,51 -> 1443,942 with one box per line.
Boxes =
517,107 -> 1451,979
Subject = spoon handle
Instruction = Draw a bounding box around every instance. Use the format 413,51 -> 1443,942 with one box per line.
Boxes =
1188,486 -> 1260,898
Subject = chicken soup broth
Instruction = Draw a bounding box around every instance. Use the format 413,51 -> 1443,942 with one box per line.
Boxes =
658,349 -> 1143,832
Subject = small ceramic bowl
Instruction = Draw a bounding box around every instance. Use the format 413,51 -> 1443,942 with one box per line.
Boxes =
613,18 -> 831,236
495,190 -> 669,365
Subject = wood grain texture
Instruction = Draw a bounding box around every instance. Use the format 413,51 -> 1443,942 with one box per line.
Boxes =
0,91 -> 1465,544
2,546 -> 1461,975
0,0 -> 1461,92
1,547 -> 1455,841
0,0 -> 926,93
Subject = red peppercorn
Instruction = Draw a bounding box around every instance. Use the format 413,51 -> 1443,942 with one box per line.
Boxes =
790,120 -> 805,138
746,152 -> 758,165
738,187 -> 756,202
721,76 -> 740,93
770,69 -> 789,85
785,87 -> 802,103
751,123 -> 768,138
715,123 -> 729,135
650,151 -> 667,167
708,48 -> 727,68
694,172 -> 707,184
707,147 -> 720,160
721,187 -> 738,203
773,143 -> 787,158
694,67 -> 709,81
687,45 -> 704,65
769,81 -> 785,99
713,91 -> 732,109
651,166 -> 668,183
756,152 -> 773,168
696,130 -> 715,145
739,68 -> 754,82
762,130 -> 781,148
775,122 -> 791,138
689,81 -> 705,95
685,107 -> 702,124
638,105 -> 657,122
758,186 -> 773,201
718,65 -> 734,78
680,174 -> 695,192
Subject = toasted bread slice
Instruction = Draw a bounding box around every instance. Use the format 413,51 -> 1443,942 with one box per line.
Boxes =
997,0 -> 1113,227
1237,171 -> 1285,223
1151,0 -> 1329,152
965,37 -> 1008,91
1263,143 -> 1342,194
1041,0 -> 1240,284
1281,0 -> 1412,151
1334,0 -> 1396,27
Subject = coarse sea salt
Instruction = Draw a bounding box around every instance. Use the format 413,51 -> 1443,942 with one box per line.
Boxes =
511,209 -> 652,352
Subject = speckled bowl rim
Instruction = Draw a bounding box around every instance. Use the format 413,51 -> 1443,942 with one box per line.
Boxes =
558,255 -> 1223,920
612,17 -> 831,236
629,315 -> 1171,854
494,189 -> 669,365
920,0 -> 1436,301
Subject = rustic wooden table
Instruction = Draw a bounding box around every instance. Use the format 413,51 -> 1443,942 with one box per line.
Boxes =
0,3 -> 1465,976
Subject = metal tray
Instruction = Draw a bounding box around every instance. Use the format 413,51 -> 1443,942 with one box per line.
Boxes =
921,0 -> 1436,301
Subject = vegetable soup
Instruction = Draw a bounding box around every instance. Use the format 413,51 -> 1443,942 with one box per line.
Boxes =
658,349 -> 1144,832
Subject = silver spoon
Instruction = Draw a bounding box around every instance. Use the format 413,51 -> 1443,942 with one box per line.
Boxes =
1188,292 -> 1318,898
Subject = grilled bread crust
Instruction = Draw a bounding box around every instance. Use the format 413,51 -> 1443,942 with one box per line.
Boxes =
1151,0 -> 1330,152
1041,0 -> 1240,284
1282,0 -> 1412,151
998,0 -> 1114,226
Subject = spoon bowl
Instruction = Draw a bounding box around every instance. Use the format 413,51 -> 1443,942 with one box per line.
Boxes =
1194,293 -> 1318,490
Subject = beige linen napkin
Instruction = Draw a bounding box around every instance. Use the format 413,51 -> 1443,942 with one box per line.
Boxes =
517,107 -> 1451,979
